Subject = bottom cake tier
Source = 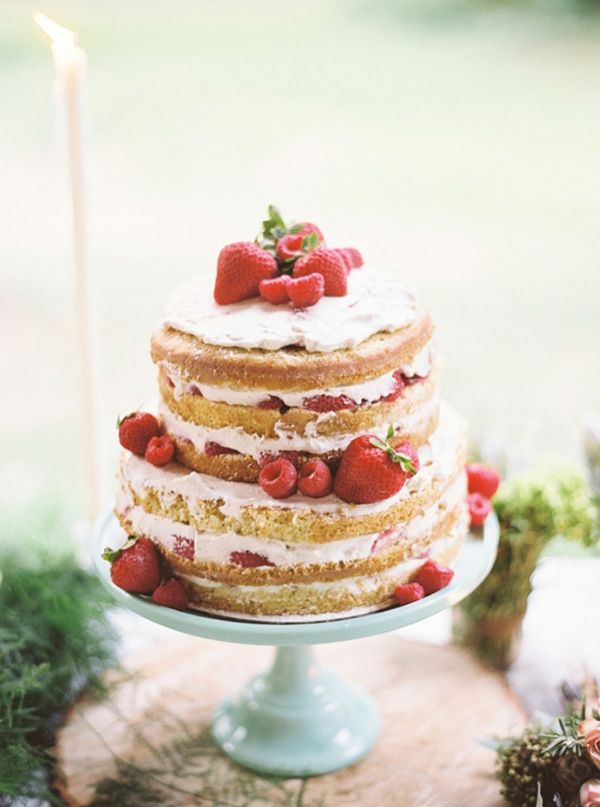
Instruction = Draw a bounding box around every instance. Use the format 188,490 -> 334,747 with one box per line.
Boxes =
114,404 -> 469,622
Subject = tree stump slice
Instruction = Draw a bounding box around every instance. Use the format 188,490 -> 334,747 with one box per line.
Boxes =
55,634 -> 525,806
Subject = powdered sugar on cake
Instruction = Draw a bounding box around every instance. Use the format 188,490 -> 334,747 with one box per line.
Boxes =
161,268 -> 419,353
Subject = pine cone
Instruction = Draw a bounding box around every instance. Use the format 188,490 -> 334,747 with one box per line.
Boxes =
555,752 -> 597,797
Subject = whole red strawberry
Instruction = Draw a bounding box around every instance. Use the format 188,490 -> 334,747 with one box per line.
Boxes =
145,434 -> 175,466
287,273 -> 324,308
333,247 -> 363,270
296,222 -> 324,243
214,242 -> 278,305
118,412 -> 160,456
466,463 -> 500,499
103,537 -> 161,594
152,578 -> 188,611
334,426 -> 418,504
298,459 -> 333,498
293,248 -> 348,296
259,457 -> 298,499
415,560 -> 454,595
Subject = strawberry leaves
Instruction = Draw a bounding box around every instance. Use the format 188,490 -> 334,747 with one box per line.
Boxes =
256,205 -> 321,270
370,426 -> 417,475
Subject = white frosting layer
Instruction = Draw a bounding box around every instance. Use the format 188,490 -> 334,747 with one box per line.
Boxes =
161,269 -> 420,353
160,342 -> 433,408
119,403 -> 464,520
115,473 -> 466,567
159,394 -> 439,460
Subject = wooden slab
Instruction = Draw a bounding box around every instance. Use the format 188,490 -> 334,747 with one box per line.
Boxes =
55,635 -> 525,806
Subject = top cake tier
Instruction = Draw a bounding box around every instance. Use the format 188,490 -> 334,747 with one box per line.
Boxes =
151,268 -> 438,484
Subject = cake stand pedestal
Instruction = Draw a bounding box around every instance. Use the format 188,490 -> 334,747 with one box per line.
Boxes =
93,511 -> 499,778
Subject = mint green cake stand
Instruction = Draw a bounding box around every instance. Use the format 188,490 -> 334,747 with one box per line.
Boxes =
94,511 -> 498,778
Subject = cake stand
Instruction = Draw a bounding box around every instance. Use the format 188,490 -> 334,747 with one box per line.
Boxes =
94,510 -> 498,778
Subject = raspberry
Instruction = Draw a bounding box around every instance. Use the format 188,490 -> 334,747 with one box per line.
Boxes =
333,247 -> 363,270
145,434 -> 175,466
259,275 -> 290,305
394,582 -> 425,605
297,459 -> 333,498
102,537 -> 161,595
293,247 -> 347,296
214,242 -> 278,305
204,441 -> 240,456
468,492 -> 492,527
230,551 -> 275,568
275,233 -> 304,262
380,370 -> 404,403
287,273 -> 325,308
334,431 -> 415,504
257,396 -> 285,410
259,457 -> 298,499
302,394 -> 355,412
118,411 -> 160,456
259,450 -> 301,468
466,464 -> 500,499
173,535 -> 194,560
415,560 -> 454,595
152,578 -> 188,611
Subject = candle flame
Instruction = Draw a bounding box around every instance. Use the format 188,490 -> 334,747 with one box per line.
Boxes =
34,12 -> 77,46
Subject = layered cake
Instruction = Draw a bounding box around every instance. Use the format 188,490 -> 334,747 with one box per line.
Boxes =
110,208 -> 470,622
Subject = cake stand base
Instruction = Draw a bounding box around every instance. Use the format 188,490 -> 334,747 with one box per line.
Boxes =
212,644 -> 379,777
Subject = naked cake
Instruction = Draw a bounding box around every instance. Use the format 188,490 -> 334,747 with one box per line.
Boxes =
108,207 -> 472,622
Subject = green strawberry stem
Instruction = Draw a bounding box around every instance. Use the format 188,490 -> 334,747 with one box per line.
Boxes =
102,546 -> 122,563
255,205 -> 318,272
370,428 -> 417,475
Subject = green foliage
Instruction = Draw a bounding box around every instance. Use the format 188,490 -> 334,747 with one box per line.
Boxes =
0,512 -> 117,804
455,463 -> 599,667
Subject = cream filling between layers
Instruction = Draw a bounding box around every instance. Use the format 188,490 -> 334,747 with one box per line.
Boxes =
115,472 -> 466,567
119,403 -> 464,521
158,393 -> 439,459
159,342 -> 433,408
178,516 -> 468,597
161,268 -> 420,353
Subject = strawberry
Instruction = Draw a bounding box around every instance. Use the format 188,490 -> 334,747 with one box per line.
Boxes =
467,492 -> 492,527
259,275 -> 290,305
204,441 -> 240,456
380,370 -> 404,403
333,247 -> 363,270
103,537 -> 161,594
293,248 -> 347,296
173,535 -> 194,560
391,440 -> 419,477
303,393 -> 355,412
394,582 -> 425,605
466,464 -> 500,499
259,457 -> 298,499
214,242 -> 278,305
118,412 -> 160,456
257,396 -> 285,411
145,435 -> 175,466
296,222 -> 324,243
297,459 -> 333,498
333,426 -> 417,504
152,578 -> 188,611
415,560 -> 454,595
230,550 -> 275,568
275,233 -> 304,262
287,273 -> 325,308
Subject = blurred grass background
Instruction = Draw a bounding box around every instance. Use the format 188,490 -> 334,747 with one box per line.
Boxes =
1,0 -> 599,528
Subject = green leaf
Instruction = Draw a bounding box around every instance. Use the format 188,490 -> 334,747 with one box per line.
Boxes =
267,205 -> 285,230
